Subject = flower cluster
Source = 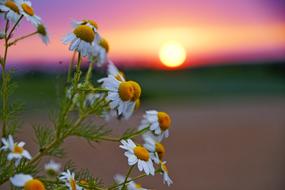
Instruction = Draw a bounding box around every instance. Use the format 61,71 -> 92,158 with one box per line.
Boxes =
0,0 -> 49,44
119,109 -> 173,187
0,1 -> 174,188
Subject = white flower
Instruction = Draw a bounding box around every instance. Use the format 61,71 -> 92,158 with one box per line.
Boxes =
90,37 -> 109,66
0,0 -> 21,23
139,110 -> 171,141
72,19 -> 98,32
160,161 -> 173,186
10,174 -> 45,190
59,170 -> 83,190
143,136 -> 166,164
1,135 -> 32,165
114,174 -> 148,190
37,24 -> 49,44
120,139 -> 155,176
15,0 -> 41,26
44,160 -> 61,176
63,21 -> 97,57
107,61 -> 125,82
98,75 -> 141,119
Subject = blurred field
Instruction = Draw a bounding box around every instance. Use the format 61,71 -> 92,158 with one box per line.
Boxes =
4,63 -> 285,189
11,63 -> 285,110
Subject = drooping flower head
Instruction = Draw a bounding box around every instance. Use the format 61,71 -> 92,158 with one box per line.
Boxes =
10,174 -> 45,190
143,136 -> 166,164
37,24 -> 49,44
120,139 -> 155,175
44,160 -> 61,177
98,75 -> 141,119
160,161 -> 173,186
139,110 -> 171,141
1,135 -> 32,165
107,61 -> 126,82
0,0 -> 21,23
59,170 -> 83,190
89,37 -> 109,66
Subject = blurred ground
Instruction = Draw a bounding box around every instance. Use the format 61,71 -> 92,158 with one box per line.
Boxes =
17,97 -> 285,190
2,63 -> 285,189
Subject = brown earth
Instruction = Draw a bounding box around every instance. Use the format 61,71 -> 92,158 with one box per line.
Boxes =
10,97 -> 285,190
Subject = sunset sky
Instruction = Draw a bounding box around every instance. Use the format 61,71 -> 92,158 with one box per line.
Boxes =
1,0 -> 285,68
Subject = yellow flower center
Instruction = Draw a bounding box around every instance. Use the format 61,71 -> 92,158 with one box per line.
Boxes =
134,146 -> 149,161
161,162 -> 168,173
155,143 -> 166,160
99,38 -> 109,52
82,20 -> 98,29
5,1 -> 19,14
135,183 -> 142,188
115,71 -> 125,81
73,25 -> 95,43
128,81 -> 141,101
118,82 -> 134,101
37,24 -> 47,36
70,179 -> 77,190
21,3 -> 34,16
24,179 -> 45,190
13,144 -> 23,154
135,99 -> 140,110
157,112 -> 171,131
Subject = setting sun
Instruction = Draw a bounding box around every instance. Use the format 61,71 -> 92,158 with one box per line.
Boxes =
159,41 -> 187,68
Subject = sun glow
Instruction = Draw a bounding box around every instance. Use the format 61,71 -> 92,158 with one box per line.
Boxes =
159,41 -> 186,68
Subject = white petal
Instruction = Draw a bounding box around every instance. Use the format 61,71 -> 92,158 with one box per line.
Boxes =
10,174 -> 33,187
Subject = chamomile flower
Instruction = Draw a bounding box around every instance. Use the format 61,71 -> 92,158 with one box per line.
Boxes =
98,75 -> 141,119
44,160 -> 61,177
139,110 -> 171,140
160,161 -> 173,186
114,174 -> 148,190
108,61 -> 125,82
120,139 -> 155,176
15,0 -> 41,26
0,0 -> 21,23
1,135 -> 32,165
72,19 -> 98,32
63,20 -> 97,57
143,136 -> 166,164
10,174 -> 45,190
90,37 -> 108,66
59,170 -> 83,190
36,24 -> 49,44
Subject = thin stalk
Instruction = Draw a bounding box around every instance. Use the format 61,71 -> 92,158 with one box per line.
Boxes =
67,52 -> 76,83
108,170 -> 161,190
8,31 -> 37,46
97,126 -> 150,142
7,15 -> 23,39
1,16 -> 23,138
85,60 -> 95,83
121,165 -> 135,190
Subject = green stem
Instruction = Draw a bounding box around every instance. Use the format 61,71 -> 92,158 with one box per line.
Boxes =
1,21 -> 9,138
121,165 -> 135,190
108,170 -> 161,190
67,52 -> 76,83
85,59 -> 95,83
7,15 -> 23,39
96,126 -> 150,142
8,31 -> 37,46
